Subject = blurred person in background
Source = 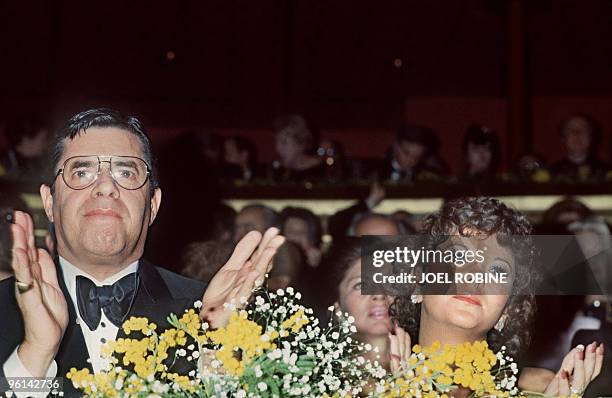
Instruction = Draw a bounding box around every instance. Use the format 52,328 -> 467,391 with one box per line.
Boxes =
233,204 -> 280,242
267,240 -> 307,291
327,179 -> 386,242
380,124 -> 447,184
569,216 -> 612,311
181,240 -> 234,284
221,135 -> 260,183
280,206 -> 323,267
538,197 -> 593,232
210,204 -> 236,243
460,124 -> 500,183
550,114 -> 607,182
0,192 -> 28,280
0,118 -> 50,180
316,139 -> 349,182
348,212 -> 406,236
390,210 -> 420,233
271,114 -> 325,183
515,152 -> 551,183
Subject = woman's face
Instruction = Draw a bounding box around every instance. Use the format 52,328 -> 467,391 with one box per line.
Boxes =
420,234 -> 514,335
337,259 -> 393,337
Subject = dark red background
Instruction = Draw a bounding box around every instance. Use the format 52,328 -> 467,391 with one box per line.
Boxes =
1,0 -> 611,173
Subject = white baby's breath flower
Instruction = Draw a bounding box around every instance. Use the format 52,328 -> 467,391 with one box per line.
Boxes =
193,300 -> 203,309
258,382 -> 268,391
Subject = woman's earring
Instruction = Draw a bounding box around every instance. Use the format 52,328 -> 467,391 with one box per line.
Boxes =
494,314 -> 507,332
410,294 -> 423,304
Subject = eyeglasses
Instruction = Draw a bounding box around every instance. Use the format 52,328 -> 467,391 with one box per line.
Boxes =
56,155 -> 150,190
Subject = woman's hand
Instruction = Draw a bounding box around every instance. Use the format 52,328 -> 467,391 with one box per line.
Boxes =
388,323 -> 412,372
544,342 -> 604,396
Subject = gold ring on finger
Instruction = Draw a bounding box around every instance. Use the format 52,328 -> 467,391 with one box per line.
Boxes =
570,386 -> 583,396
15,280 -> 33,294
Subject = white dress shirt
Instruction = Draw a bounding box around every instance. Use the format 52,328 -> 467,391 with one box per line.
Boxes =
2,257 -> 139,396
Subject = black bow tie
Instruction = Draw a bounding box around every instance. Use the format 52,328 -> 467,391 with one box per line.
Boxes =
76,273 -> 139,331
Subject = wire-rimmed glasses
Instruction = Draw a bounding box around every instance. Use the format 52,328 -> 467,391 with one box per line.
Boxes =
56,155 -> 150,190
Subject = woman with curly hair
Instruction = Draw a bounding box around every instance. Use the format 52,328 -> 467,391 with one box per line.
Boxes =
389,197 -> 604,396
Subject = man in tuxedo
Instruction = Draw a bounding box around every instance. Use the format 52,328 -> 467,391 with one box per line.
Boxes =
0,109 -> 284,397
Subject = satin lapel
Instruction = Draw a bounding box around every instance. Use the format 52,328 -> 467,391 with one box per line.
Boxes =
53,260 -> 93,390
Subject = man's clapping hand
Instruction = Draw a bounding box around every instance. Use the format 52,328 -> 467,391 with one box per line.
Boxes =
200,228 -> 285,329
10,211 -> 69,377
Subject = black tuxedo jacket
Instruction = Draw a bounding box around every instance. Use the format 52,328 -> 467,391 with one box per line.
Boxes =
0,260 -> 206,397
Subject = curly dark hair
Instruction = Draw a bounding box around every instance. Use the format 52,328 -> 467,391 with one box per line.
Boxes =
390,197 -> 540,359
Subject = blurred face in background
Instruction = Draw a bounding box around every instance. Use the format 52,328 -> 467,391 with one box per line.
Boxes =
337,259 -> 393,338
563,116 -> 592,159
275,133 -> 303,164
355,216 -> 400,236
466,143 -> 493,174
393,140 -> 426,170
283,217 -> 311,250
224,139 -> 248,167
234,207 -> 267,242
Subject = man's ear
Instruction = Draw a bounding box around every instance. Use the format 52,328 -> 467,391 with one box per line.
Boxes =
149,188 -> 162,226
40,184 -> 54,223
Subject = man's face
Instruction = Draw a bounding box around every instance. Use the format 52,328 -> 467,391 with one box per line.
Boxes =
393,141 -> 426,170
40,128 -> 161,267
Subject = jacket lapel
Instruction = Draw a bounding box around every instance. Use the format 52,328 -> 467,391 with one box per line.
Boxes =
54,261 -> 92,396
116,261 -> 193,338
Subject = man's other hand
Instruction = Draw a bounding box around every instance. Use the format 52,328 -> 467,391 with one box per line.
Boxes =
200,228 -> 285,329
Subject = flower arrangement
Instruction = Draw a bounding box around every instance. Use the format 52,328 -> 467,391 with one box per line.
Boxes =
66,287 -> 386,398
65,288 -> 582,398
377,341 -> 582,398
378,340 -> 519,398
